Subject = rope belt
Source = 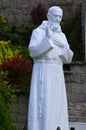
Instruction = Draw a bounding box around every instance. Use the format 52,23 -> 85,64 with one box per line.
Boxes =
34,59 -> 62,65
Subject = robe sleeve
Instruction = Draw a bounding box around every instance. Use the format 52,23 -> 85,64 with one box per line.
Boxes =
59,46 -> 74,64
59,34 -> 74,64
28,29 -> 54,58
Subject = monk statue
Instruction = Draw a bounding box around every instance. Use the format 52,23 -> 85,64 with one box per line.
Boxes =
28,6 -> 74,130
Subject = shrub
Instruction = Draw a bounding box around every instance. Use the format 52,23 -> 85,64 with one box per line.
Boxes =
0,40 -> 11,45
31,2 -> 47,25
0,25 -> 24,45
1,56 -> 32,93
0,41 -> 14,64
0,95 -> 17,130
0,71 -> 17,129
0,71 -> 15,108
11,45 -> 29,58
0,40 -> 29,64
24,23 -> 36,34
0,13 -> 6,25
23,23 -> 36,45
0,23 -> 36,46
62,5 -> 83,61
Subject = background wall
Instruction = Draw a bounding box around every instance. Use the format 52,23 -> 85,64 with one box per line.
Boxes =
0,0 -> 81,25
66,63 -> 86,122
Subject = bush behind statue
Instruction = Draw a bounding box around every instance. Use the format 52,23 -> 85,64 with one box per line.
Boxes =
0,71 -> 17,130
0,56 -> 32,94
62,5 -> 83,61
0,94 -> 17,130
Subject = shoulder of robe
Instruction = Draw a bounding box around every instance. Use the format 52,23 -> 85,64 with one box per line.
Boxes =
60,32 -> 67,38
32,27 -> 45,37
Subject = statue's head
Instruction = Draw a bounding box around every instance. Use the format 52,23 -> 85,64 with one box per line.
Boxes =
47,6 -> 63,24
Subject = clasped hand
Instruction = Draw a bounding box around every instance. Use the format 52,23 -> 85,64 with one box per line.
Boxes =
46,25 -> 54,39
46,24 -> 65,48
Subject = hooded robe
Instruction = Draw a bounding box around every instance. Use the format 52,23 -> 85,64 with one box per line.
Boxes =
28,21 -> 73,130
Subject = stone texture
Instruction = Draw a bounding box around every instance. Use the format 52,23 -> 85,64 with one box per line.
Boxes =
67,62 -> 86,123
0,0 -> 81,25
10,93 -> 28,130
69,102 -> 86,122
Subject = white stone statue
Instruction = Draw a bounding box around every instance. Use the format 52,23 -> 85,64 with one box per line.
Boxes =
28,6 -> 74,130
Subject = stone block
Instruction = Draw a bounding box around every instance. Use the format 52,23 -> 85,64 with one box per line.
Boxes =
71,73 -> 80,83
16,0 -> 29,6
69,93 -> 86,103
66,83 -> 72,93
68,102 -> 86,122
1,0 -> 10,8
10,93 -> 28,130
80,73 -> 86,83
71,83 -> 86,93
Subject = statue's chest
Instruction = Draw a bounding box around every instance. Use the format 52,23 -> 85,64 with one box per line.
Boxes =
52,32 -> 63,41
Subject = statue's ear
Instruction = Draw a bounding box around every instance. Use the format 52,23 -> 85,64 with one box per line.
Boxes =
47,13 -> 51,20
47,13 -> 49,19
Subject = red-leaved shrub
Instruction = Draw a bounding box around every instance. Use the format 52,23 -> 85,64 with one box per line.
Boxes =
31,2 -> 47,25
1,56 -> 32,91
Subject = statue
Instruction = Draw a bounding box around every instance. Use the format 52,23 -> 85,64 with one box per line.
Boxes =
28,6 -> 74,130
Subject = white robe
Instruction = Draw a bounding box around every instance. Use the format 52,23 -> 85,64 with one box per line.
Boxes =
28,21 -> 73,130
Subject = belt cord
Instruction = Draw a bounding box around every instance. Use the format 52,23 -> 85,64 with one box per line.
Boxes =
38,62 -> 44,117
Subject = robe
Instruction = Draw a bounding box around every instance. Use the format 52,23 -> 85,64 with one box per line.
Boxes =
28,21 -> 73,130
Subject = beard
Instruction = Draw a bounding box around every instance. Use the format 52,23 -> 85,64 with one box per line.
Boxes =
49,22 -> 60,31
52,23 -> 59,30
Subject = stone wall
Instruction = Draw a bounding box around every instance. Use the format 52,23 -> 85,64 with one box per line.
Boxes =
0,0 -> 81,25
10,62 -> 86,130
10,93 -> 28,130
82,0 -> 86,61
66,63 -> 86,122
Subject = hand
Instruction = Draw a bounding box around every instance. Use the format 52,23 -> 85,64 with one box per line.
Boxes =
46,25 -> 53,39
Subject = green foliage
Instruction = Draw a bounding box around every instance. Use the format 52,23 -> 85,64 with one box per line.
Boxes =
0,71 -> 15,108
0,40 -> 29,64
0,23 -> 36,46
0,41 -> 14,64
23,23 -> 36,46
62,5 -> 83,61
0,13 -> 6,25
0,25 -> 24,45
10,45 -> 29,58
24,23 -> 36,34
0,94 -> 17,130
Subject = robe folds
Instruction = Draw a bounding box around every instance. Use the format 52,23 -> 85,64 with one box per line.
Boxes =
28,21 -> 74,130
